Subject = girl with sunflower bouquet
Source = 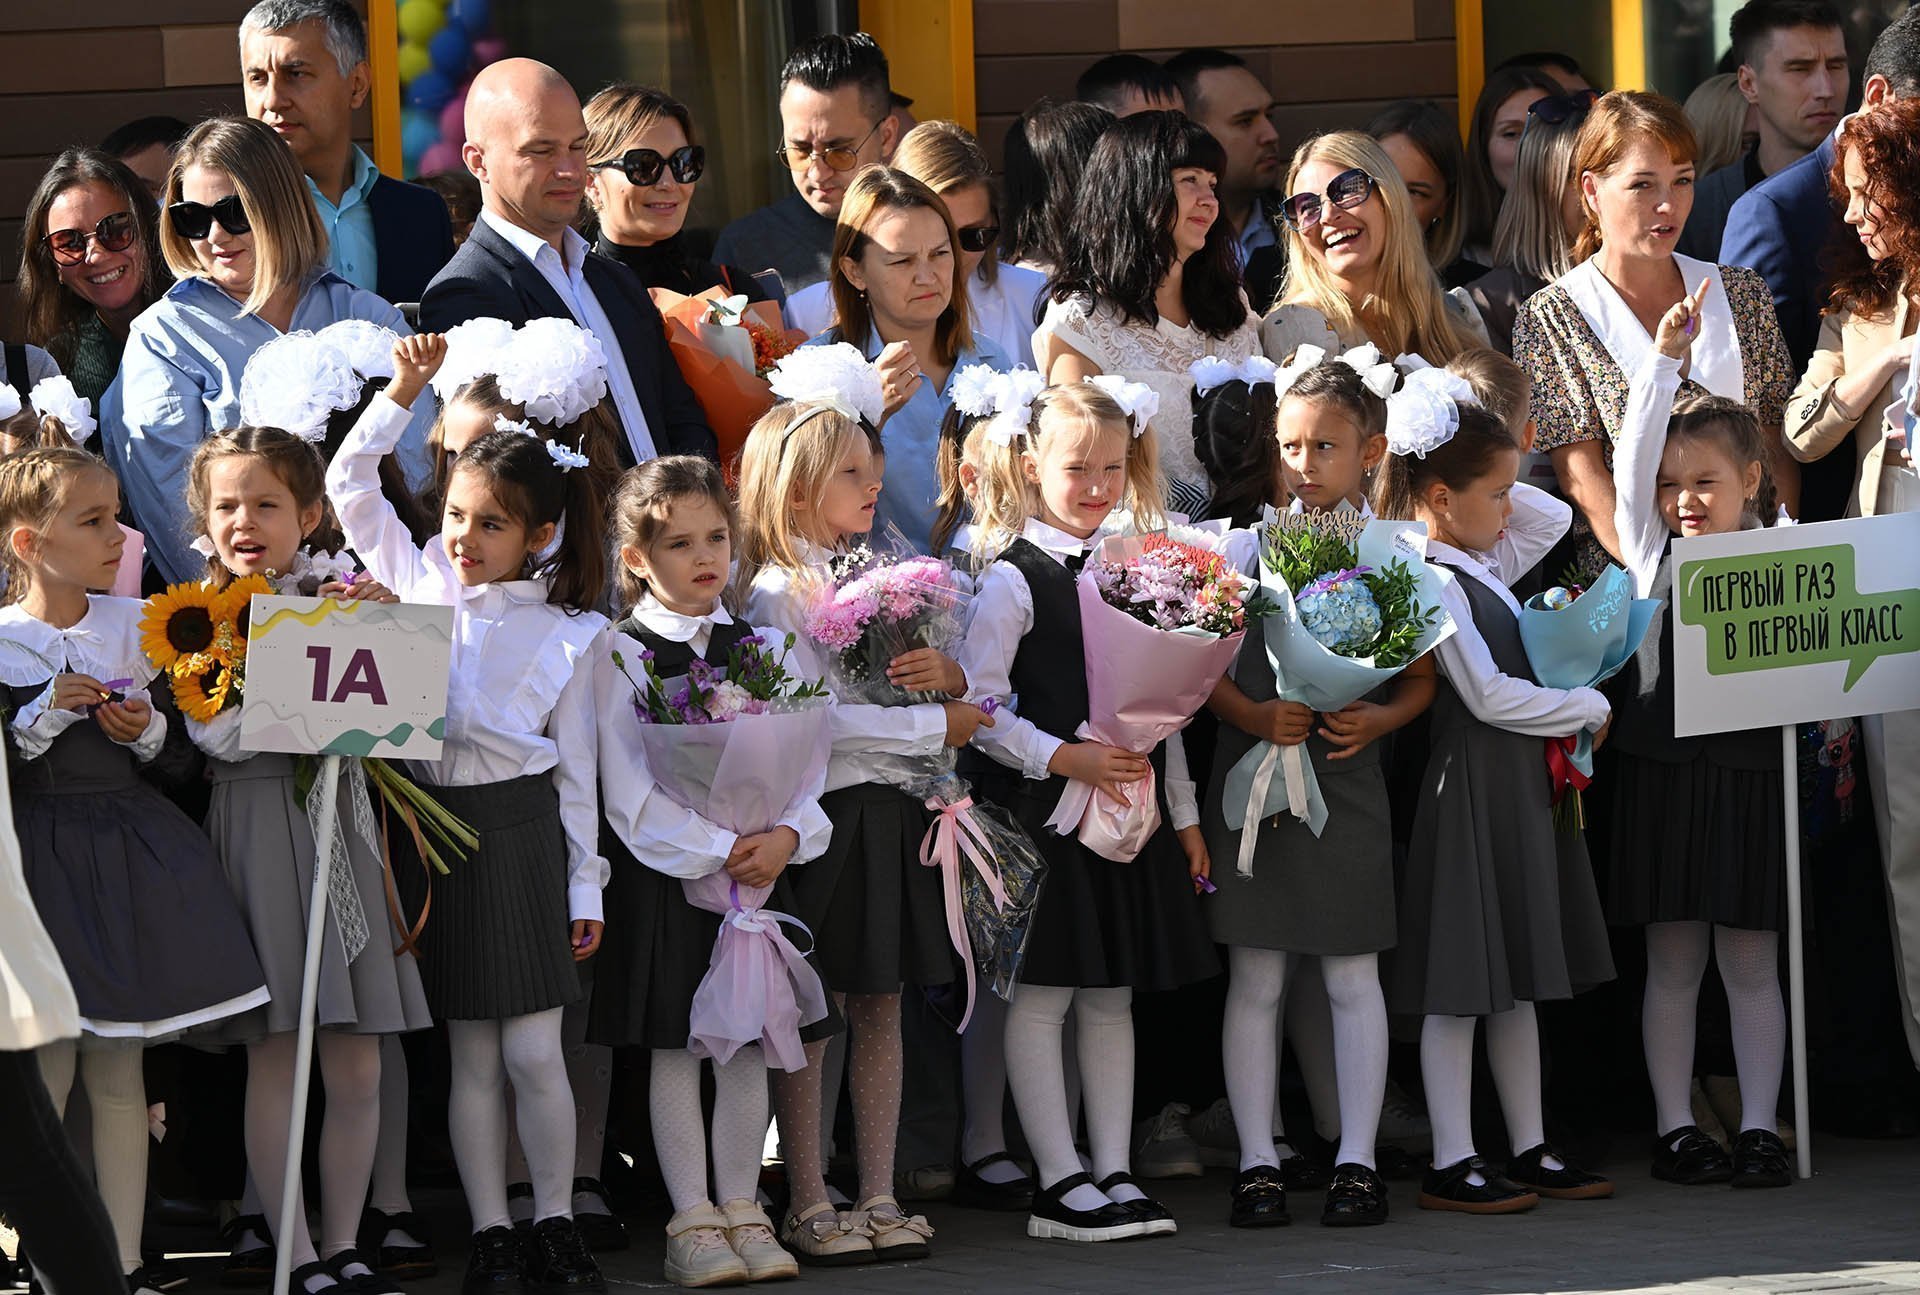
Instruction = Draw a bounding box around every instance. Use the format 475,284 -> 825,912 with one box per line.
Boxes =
0,444 -> 268,1290
155,425 -> 435,1294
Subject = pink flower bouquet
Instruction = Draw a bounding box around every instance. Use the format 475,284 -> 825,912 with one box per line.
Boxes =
611,635 -> 831,1071
1046,533 -> 1263,861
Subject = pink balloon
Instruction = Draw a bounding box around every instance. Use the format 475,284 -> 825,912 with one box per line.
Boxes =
439,91 -> 467,141
419,140 -> 464,175
472,36 -> 507,66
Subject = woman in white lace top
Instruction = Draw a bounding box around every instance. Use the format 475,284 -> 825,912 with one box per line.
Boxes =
1032,112 -> 1259,517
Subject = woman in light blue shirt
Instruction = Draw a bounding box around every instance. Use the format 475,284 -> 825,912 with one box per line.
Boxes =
806,166 -> 1013,554
102,116 -> 431,582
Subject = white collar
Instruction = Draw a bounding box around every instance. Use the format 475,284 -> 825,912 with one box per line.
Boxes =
1558,253 -> 1744,403
481,207 -> 589,275
1020,516 -> 1100,559
424,542 -> 553,606
630,591 -> 732,643
0,597 -> 153,687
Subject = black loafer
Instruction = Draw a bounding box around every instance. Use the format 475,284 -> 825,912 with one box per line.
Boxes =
1416,1156 -> 1538,1214
1025,1172 -> 1147,1242
462,1226 -> 524,1292
1506,1143 -> 1614,1199
1650,1125 -> 1734,1185
953,1153 -> 1035,1211
568,1179 -> 629,1253
1322,1162 -> 1389,1226
1094,1172 -> 1176,1236
220,1213 -> 275,1287
1730,1128 -> 1792,1189
1228,1164 -> 1290,1228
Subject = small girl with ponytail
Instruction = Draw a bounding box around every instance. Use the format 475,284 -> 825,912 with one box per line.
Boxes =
1,377 -> 143,597
1372,377 -> 1616,1215
1605,284 -> 1792,1190
0,444 -> 267,1292
327,332 -> 611,1290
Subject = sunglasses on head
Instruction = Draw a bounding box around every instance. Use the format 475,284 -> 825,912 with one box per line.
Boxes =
1527,88 -> 1601,127
43,211 -> 137,266
1280,167 -> 1377,231
589,144 -> 706,187
955,223 -> 1000,254
168,194 -> 250,241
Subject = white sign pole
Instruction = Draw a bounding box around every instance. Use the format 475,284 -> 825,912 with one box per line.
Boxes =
1780,725 -> 1811,1180
271,753 -> 344,1295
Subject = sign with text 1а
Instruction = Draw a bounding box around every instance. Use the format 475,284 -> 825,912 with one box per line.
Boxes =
239,596 -> 454,759
1671,513 -> 1920,737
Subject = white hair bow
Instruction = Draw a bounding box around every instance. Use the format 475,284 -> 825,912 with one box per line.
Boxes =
498,318 -> 612,427
983,367 -> 1046,446
949,363 -> 1002,418
767,343 -> 886,427
433,317 -> 518,403
1384,366 -> 1474,458
28,377 -> 97,444
0,383 -> 20,422
494,412 -> 535,438
1332,343 -> 1400,399
1085,375 -> 1157,437
545,440 -> 590,472
239,331 -> 362,442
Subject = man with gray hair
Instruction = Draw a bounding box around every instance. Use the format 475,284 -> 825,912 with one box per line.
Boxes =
240,0 -> 453,303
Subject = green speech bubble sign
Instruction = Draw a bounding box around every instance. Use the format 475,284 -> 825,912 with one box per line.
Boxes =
1676,543 -> 1920,691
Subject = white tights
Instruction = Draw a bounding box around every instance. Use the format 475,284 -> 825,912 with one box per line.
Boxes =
244,1032 -> 381,1270
1421,1004 -> 1548,1174
1643,921 -> 1786,1135
1004,985 -> 1136,1211
1223,949 -> 1389,1171
36,1039 -> 147,1274
447,1009 -> 574,1233
649,1047 -> 770,1212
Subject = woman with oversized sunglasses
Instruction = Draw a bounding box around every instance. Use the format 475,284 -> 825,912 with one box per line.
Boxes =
15,148 -> 172,406
102,115 -> 434,588
583,83 -> 773,307
1263,131 -> 1486,370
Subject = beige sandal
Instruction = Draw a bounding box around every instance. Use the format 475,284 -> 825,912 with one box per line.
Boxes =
778,1201 -> 873,1267
852,1194 -> 933,1260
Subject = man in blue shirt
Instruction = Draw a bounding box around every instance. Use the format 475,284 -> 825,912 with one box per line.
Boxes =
240,0 -> 454,305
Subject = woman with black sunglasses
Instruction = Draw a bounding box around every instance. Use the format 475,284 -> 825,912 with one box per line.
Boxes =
15,148 -> 172,405
583,83 -> 772,306
101,115 -> 435,586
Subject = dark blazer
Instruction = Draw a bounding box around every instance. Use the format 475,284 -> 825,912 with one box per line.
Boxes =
367,174 -> 456,306
419,216 -> 716,464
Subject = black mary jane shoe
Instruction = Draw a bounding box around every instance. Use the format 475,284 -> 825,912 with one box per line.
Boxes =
1416,1156 -> 1539,1214
1650,1125 -> 1734,1185
1321,1162 -> 1389,1226
1025,1172 -> 1148,1243
1505,1143 -> 1614,1200
289,1260 -> 339,1294
1730,1129 -> 1792,1189
568,1179 -> 630,1254
358,1208 -> 437,1280
1094,1172 -> 1176,1236
953,1153 -> 1036,1211
1228,1164 -> 1290,1228
220,1213 -> 276,1287
327,1248 -> 406,1294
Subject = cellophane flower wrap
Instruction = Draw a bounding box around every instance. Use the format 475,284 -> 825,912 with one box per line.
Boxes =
612,633 -> 832,1071
650,286 -> 806,481
801,541 -> 1047,1028
1048,531 -> 1260,862
1221,511 -> 1456,873
1516,564 -> 1659,830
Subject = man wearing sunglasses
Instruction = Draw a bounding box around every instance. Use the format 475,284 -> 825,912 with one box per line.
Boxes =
1678,0 -> 1848,261
239,0 -> 453,305
712,32 -> 897,299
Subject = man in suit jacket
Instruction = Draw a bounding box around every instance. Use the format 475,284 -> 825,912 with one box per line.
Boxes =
420,58 -> 714,465
240,0 -> 454,305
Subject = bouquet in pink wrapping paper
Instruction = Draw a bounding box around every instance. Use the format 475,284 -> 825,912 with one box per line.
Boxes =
1046,532 -> 1266,861
611,636 -> 831,1071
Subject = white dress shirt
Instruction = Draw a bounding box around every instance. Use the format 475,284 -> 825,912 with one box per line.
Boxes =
328,392 -> 611,921
1425,484 -> 1611,737
478,208 -> 658,464
0,598 -> 164,763
741,541 -> 949,794
955,517 -> 1198,829
596,596 -> 833,878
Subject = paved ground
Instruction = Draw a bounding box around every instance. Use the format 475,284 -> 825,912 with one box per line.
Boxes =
89,1135 -> 1919,1294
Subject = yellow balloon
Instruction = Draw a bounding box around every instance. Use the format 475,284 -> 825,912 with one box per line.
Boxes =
396,0 -> 445,44
396,40 -> 431,84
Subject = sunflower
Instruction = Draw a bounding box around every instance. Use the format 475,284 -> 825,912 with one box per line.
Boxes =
169,662 -> 234,723
140,582 -> 224,673
217,575 -> 274,648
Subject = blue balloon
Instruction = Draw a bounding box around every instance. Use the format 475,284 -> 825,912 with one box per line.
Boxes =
429,23 -> 470,78
450,0 -> 489,33
400,107 -> 440,161
406,68 -> 455,113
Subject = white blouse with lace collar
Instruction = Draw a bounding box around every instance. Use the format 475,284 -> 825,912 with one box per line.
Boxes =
0,596 -> 164,763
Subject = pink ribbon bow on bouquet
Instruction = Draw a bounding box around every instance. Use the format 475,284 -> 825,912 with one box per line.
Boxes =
680,874 -> 829,1073
918,795 -> 1010,1031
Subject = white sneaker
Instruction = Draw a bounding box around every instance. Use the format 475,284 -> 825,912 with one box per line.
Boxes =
1185,1096 -> 1242,1168
664,1204 -> 750,1288
1377,1078 -> 1432,1149
1130,1102 -> 1204,1179
718,1199 -> 798,1282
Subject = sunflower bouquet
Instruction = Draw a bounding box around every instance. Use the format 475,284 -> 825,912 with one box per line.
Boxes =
138,575 -> 272,721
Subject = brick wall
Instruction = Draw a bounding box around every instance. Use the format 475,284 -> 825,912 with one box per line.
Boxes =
972,0 -> 1458,167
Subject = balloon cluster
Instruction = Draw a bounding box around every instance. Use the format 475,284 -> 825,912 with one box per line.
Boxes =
397,0 -> 505,176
